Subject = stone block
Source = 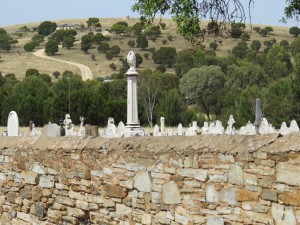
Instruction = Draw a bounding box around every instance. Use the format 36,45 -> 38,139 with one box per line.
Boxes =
206,184 -> 219,203
85,125 -> 99,136
278,190 -> 300,207
20,186 -> 32,199
237,189 -> 259,202
228,164 -> 243,186
133,171 -> 152,193
219,188 -> 238,206
32,163 -> 47,174
162,181 -> 181,205
17,211 -> 32,223
177,168 -> 207,181
116,203 -> 132,219
101,184 -> 126,198
261,190 -> 278,202
141,213 -> 152,225
34,202 -> 45,218
39,175 -> 54,188
56,196 -> 75,207
67,207 -> 85,218
276,158 -> 300,186
206,217 -> 224,225
21,171 -> 38,184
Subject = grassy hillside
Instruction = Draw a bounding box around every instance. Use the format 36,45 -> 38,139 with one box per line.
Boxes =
0,18 -> 296,80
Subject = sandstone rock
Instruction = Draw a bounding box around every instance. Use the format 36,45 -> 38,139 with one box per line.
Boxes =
219,154 -> 235,162
177,168 -> 207,181
20,186 -> 32,199
56,196 -> 75,207
62,216 -> 78,224
244,173 -> 257,186
101,184 -> 126,198
133,171 -> 152,193
34,202 -> 45,218
31,186 -> 43,202
17,211 -> 32,223
162,181 -> 181,204
228,164 -> 243,186
32,163 -> 47,174
175,212 -> 190,224
279,190 -> 300,206
21,171 -> 38,185
237,189 -> 259,202
261,190 -> 277,202
7,192 -> 17,203
76,200 -> 89,210
184,157 -> 193,168
245,211 -> 270,224
116,203 -> 132,219
206,217 -> 224,225
67,207 -> 85,218
39,175 -> 54,188
119,179 -> 133,189
219,188 -> 238,206
103,198 -> 115,208
141,213 -> 152,225
154,211 -> 170,224
206,184 -> 219,203
276,158 -> 300,186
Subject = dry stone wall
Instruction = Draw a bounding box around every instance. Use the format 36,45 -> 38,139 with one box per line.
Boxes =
0,134 -> 300,224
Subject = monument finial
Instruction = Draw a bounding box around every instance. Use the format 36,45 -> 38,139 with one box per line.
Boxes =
127,50 -> 136,72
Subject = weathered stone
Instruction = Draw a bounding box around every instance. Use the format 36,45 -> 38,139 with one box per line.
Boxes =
245,211 -> 270,224
141,213 -> 152,225
67,207 -> 85,218
103,198 -> 115,208
7,192 -> 16,203
228,164 -> 243,186
133,171 -> 152,193
276,158 -> 300,186
115,203 -> 132,219
177,168 -> 207,181
258,176 -> 273,188
17,211 -> 32,223
20,186 -> 32,199
76,200 -> 89,210
237,189 -> 259,202
219,154 -> 235,162
206,217 -> 224,225
206,184 -> 219,203
21,171 -> 38,184
101,185 -> 126,198
31,186 -> 43,201
162,181 -> 181,204
244,173 -> 257,186
62,216 -> 78,224
175,212 -> 190,224
34,202 -> 45,218
219,188 -> 238,206
279,190 -> 300,206
272,204 -> 297,225
261,189 -> 277,202
56,196 -> 75,207
39,175 -> 54,188
32,163 -> 47,174
119,179 -> 133,189
154,211 -> 170,224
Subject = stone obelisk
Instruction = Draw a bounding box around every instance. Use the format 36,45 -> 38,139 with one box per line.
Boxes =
124,50 -> 144,137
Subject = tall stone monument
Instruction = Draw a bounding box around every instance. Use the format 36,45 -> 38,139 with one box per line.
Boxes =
124,50 -> 145,137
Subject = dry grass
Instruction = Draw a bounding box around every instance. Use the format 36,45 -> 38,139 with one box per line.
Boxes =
0,18 -> 295,80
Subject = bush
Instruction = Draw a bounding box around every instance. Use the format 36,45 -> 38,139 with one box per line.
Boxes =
105,52 -> 113,60
143,52 -> 149,60
289,26 -> 300,37
156,65 -> 166,73
253,27 -> 261,33
162,39 -> 167,45
259,29 -> 268,37
153,47 -> 177,67
110,45 -> 121,57
97,42 -> 110,53
24,42 -> 37,52
241,32 -> 250,41
167,34 -> 173,41
127,40 -> 135,48
91,54 -> 96,61
209,42 -> 218,50
109,63 -> 117,71
45,39 -> 58,56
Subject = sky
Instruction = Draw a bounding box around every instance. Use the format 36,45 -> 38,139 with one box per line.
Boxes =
0,0 -> 298,27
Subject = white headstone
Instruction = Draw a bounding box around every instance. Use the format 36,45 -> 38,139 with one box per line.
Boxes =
279,122 -> 288,135
289,120 -> 299,132
7,111 -> 19,136
160,117 -> 165,133
258,118 -> 269,134
117,121 -> 125,137
208,120 -> 224,134
106,124 -> 117,138
201,122 -> 209,134
153,124 -> 160,136
46,124 -> 61,137
239,121 -> 256,135
177,123 -> 184,136
167,128 -> 173,136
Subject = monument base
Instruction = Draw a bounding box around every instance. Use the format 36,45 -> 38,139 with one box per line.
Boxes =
124,125 -> 145,137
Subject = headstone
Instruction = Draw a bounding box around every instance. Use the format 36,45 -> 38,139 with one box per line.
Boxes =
177,123 -> 184,136
201,122 -> 209,134
160,117 -> 166,133
153,124 -> 160,136
167,128 -> 173,136
254,98 -> 263,134
239,121 -> 256,135
280,120 -> 300,136
208,120 -> 224,134
30,123 -> 41,136
85,126 -> 99,137
64,114 -> 75,136
43,124 -> 60,137
259,118 -> 270,134
279,122 -> 288,135
225,115 -> 235,135
289,120 -> 299,132
7,111 -> 19,136
78,116 -> 86,136
106,123 -> 117,138
117,121 -> 125,137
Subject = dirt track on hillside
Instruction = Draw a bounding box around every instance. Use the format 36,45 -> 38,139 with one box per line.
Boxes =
33,48 -> 93,81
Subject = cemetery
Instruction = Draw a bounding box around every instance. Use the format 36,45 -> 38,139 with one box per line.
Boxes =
1,50 -> 300,224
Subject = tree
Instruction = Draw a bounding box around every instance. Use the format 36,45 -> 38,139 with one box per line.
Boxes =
265,26 -> 274,34
97,42 -> 110,53
105,52 -> 113,60
230,22 -> 245,38
132,0 -> 253,45
31,34 -> 44,45
2,76 -> 50,126
38,21 -> 57,36
92,33 -> 105,44
174,49 -> 195,77
157,89 -> 183,126
81,34 -> 92,53
87,17 -> 101,31
110,45 -> 121,57
153,47 -> 177,67
136,35 -> 148,50
280,40 -> 290,51
135,53 -> 143,67
292,56 -> 300,123
132,22 -> 144,35
291,37 -> 300,56
290,26 -> 300,37
53,71 -> 60,79
110,21 -> 128,36
63,36 -> 75,49
179,66 -> 225,120
24,42 -> 37,52
128,40 -> 135,48
251,40 -> 262,52
209,42 -> 218,50
232,41 -> 249,58
45,39 -> 58,56
26,69 -> 39,77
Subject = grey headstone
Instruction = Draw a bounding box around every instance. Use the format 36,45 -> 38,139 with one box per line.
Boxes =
85,126 -> 99,137
43,124 -> 61,137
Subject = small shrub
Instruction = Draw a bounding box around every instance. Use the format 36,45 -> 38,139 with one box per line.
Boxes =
209,42 -> 218,50
156,65 -> 166,73
143,52 -> 149,60
162,39 -> 167,45
91,54 -> 96,61
105,52 -> 113,60
109,63 -> 117,71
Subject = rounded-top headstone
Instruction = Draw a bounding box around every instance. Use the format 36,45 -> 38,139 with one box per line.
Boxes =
7,111 -> 19,136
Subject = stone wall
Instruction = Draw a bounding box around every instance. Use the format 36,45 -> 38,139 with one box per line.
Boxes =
0,134 -> 300,224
